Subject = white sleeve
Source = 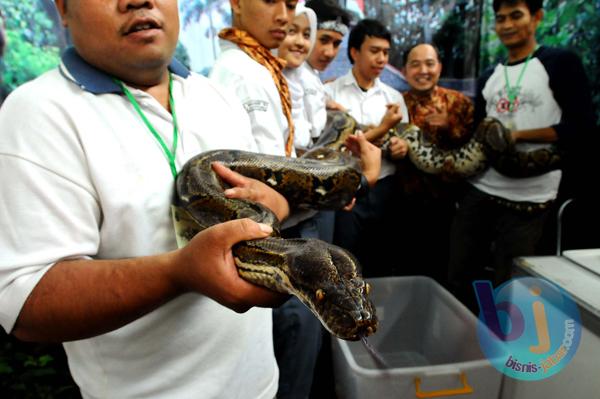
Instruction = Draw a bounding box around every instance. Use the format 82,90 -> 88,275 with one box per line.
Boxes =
304,93 -> 326,140
0,90 -> 100,332
324,81 -> 336,102
292,111 -> 313,150
210,67 -> 287,156
386,86 -> 410,123
397,92 -> 410,123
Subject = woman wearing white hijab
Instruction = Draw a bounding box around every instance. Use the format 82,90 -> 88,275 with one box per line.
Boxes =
278,4 -> 318,154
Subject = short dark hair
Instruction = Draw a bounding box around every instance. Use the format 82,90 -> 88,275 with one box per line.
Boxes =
492,0 -> 543,14
305,0 -> 352,26
347,19 -> 391,64
402,43 -> 441,66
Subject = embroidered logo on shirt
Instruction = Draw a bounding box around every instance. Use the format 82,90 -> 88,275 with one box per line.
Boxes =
304,88 -> 318,96
243,100 -> 269,113
492,89 -> 541,114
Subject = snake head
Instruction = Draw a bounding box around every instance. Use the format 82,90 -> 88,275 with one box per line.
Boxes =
285,239 -> 378,341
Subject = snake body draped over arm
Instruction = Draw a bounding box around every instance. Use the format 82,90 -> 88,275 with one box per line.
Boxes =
172,148 -> 378,341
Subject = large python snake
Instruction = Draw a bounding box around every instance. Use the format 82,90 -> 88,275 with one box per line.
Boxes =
172,145 -> 377,341
318,111 -> 561,179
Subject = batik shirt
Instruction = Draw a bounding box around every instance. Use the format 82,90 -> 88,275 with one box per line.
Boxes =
398,85 -> 474,198
403,85 -> 474,149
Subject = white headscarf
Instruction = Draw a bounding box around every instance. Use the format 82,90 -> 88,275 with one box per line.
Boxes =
296,4 -> 318,55
283,4 -> 319,150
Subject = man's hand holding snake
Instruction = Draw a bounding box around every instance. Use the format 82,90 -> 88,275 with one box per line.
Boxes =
172,218 -> 288,313
344,131 -> 381,187
212,161 -> 290,221
387,136 -> 409,160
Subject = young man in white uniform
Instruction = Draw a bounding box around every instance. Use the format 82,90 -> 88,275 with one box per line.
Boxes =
302,0 -> 352,142
210,0 -> 296,157
210,2 -> 325,398
0,0 -> 290,397
325,18 -> 409,276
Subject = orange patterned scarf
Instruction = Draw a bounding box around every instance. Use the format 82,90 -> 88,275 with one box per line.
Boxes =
219,28 -> 295,157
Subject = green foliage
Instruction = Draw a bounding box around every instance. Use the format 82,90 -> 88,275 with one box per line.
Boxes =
0,331 -> 79,398
479,0 -> 600,124
1,0 -> 63,93
2,30 -> 60,91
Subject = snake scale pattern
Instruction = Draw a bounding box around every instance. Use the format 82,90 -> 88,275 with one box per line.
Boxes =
172,147 -> 378,341
318,111 -> 561,179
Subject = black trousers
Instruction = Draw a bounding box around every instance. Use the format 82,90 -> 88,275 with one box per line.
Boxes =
447,185 -> 550,312
333,175 -> 399,277
272,219 -> 324,399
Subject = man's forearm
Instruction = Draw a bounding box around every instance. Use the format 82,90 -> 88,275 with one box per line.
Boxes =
363,125 -> 388,142
12,253 -> 182,343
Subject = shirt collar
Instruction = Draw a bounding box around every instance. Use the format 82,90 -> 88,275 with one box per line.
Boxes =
59,47 -> 190,94
341,69 -> 382,93
302,62 -> 320,76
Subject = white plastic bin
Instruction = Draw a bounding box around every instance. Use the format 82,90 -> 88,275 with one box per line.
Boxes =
332,276 -> 503,399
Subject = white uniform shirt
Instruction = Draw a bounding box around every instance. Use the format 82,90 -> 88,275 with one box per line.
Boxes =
211,41 -> 317,229
210,39 -> 292,157
284,66 -> 313,151
325,70 -> 409,179
0,49 -> 277,399
301,63 -> 328,140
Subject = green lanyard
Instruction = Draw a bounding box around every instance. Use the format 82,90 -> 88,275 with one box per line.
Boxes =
503,48 -> 536,112
114,74 -> 179,179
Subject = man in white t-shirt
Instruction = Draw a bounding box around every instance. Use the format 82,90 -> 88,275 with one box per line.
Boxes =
0,1 -> 289,397
448,0 -> 596,311
325,19 -> 409,276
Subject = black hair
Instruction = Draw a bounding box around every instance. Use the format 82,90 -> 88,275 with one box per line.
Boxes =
347,19 -> 391,64
492,0 -> 543,14
305,0 -> 352,26
402,43 -> 441,66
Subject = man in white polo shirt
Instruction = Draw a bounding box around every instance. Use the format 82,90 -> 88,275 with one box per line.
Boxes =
325,18 -> 409,276
0,0 -> 289,397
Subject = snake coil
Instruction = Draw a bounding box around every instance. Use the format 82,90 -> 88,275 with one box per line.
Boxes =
173,145 -> 378,341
